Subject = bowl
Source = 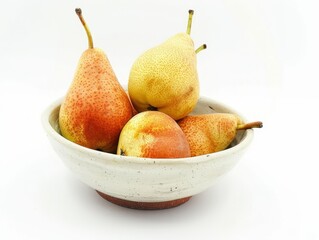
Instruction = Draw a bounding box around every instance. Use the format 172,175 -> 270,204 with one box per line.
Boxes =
42,96 -> 254,210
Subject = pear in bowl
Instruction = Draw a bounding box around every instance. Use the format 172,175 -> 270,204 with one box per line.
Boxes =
42,96 -> 255,210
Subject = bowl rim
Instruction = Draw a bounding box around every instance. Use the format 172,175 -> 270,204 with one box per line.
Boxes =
42,97 -> 254,164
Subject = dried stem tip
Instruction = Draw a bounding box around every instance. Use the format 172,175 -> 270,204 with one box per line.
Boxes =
75,8 -> 82,15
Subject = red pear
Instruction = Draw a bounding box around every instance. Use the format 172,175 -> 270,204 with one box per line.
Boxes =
59,9 -> 133,153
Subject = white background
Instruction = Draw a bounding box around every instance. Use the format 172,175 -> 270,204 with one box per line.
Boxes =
1,0 -> 318,239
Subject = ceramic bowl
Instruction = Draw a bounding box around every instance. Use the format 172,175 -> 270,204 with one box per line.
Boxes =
42,96 -> 254,210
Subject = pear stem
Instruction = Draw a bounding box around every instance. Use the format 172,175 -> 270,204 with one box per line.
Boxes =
186,10 -> 194,35
195,44 -> 207,54
75,8 -> 94,49
237,121 -> 263,130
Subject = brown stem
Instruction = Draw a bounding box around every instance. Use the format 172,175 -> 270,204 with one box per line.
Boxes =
237,121 -> 263,130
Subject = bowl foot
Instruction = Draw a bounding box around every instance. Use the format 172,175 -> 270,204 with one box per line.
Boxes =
96,191 -> 191,210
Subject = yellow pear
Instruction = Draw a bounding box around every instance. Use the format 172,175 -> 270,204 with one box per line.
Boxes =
177,113 -> 263,156
128,10 -> 206,120
117,111 -> 191,158
59,8 -> 133,153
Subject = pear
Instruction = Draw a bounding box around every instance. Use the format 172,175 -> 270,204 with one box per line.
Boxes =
117,111 -> 191,158
59,8 -> 133,153
128,10 -> 206,120
177,113 -> 263,157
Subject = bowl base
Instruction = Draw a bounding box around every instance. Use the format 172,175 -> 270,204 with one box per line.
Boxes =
96,191 -> 191,210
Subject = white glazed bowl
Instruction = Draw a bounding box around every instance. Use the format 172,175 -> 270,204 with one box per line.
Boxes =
42,97 -> 254,209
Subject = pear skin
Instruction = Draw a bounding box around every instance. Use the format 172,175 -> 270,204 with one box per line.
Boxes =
128,10 -> 206,120
125,90 -> 138,116
177,113 -> 263,157
117,111 -> 191,158
59,9 -> 133,153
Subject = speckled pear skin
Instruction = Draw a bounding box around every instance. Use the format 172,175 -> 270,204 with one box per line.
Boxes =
177,113 -> 243,157
59,48 -> 133,153
117,111 -> 191,158
128,33 -> 199,120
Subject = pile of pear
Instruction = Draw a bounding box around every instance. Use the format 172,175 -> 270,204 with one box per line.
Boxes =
59,9 -> 263,159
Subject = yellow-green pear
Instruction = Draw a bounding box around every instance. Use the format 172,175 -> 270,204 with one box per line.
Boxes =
128,10 -> 206,120
177,113 -> 263,156
59,8 -> 133,153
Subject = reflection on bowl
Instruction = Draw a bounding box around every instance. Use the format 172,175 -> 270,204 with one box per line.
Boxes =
42,96 -> 254,210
